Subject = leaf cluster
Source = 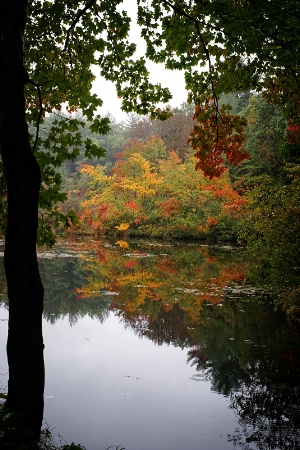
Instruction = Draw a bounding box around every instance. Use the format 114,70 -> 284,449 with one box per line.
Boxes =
138,0 -> 300,104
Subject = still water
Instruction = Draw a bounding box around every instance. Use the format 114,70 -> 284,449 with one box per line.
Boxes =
0,238 -> 299,450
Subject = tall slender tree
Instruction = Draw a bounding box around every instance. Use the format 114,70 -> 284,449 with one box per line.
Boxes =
0,0 -> 44,440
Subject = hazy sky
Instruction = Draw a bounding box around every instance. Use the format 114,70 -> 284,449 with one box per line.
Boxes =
92,1 -> 188,121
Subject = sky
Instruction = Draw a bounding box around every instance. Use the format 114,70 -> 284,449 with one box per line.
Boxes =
92,0 -> 188,121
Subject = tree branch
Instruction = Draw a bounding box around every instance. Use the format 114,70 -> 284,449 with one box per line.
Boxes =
160,0 -> 223,34
63,0 -> 96,52
159,0 -> 238,144
160,0 -> 219,113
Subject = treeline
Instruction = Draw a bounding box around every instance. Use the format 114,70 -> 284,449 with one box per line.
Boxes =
58,93 -> 295,241
75,145 -> 246,240
59,96 -> 246,241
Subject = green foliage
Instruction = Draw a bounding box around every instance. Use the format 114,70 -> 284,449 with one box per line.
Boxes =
0,404 -> 22,450
39,425 -> 87,450
240,167 -> 300,319
219,92 -> 250,115
229,95 -> 287,189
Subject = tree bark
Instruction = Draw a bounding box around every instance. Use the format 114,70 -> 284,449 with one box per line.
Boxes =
0,0 -> 44,442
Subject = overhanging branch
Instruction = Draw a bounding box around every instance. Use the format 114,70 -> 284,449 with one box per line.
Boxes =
63,0 -> 96,52
160,0 -> 219,113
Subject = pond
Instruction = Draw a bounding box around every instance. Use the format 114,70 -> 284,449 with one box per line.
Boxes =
0,238 -> 299,450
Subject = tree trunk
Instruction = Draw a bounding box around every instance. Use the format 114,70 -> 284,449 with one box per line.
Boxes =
0,0 -> 45,442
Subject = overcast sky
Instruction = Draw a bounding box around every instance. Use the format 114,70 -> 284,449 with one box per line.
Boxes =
92,0 -> 188,121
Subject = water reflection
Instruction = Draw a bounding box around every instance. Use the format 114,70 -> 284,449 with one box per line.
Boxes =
1,237 -> 299,449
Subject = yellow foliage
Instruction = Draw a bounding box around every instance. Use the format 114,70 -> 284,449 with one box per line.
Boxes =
115,240 -> 129,248
116,222 -> 130,231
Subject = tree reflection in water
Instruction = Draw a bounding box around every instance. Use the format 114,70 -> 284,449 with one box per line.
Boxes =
1,237 -> 299,449
186,302 -> 300,449
229,322 -> 300,449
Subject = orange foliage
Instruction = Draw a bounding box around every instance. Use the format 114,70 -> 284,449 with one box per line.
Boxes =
198,292 -> 223,305
202,175 -> 248,216
157,260 -> 177,275
78,203 -> 113,232
157,197 -> 180,218
212,266 -> 246,285
207,217 -> 218,226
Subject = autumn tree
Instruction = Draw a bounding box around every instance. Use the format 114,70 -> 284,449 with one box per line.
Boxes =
152,104 -> 194,159
121,135 -> 167,165
125,104 -> 194,160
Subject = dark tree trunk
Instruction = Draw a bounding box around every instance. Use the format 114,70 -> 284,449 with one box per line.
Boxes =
0,0 -> 44,442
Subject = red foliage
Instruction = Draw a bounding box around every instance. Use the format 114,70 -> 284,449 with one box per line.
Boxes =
157,260 -> 177,275
206,256 -> 216,264
125,200 -> 139,211
287,123 -> 300,145
188,100 -> 249,178
134,215 -> 148,225
123,260 -> 137,269
188,348 -> 207,362
95,249 -> 107,263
